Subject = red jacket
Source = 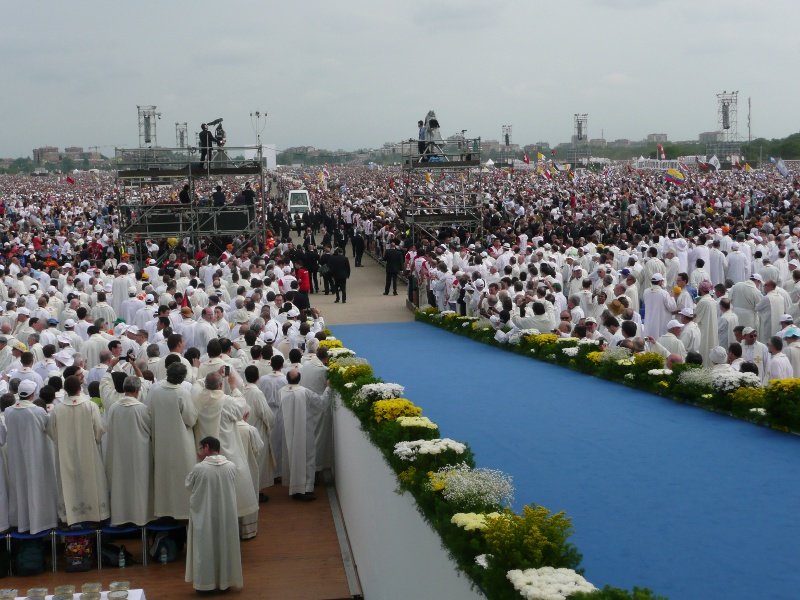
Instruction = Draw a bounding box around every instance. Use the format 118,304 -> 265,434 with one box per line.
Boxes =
296,268 -> 311,293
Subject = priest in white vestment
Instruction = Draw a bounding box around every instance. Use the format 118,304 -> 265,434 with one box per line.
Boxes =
185,436 -> 243,593
678,309 -> 702,357
104,376 -> 153,526
651,320 -> 688,361
717,299 -> 739,351
148,362 -> 198,520
280,369 -> 329,499
299,348 -> 332,471
694,284 -> 719,365
257,355 -> 288,477
47,375 -> 109,525
642,274 -> 677,339
767,336 -> 794,382
741,327 -> 770,385
6,380 -> 58,533
729,275 -> 763,330
191,372 -> 258,538
756,281 -> 789,344
242,366 -> 276,492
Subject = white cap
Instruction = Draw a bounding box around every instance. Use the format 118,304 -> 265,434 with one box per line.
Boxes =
651,273 -> 664,283
750,273 -> 764,283
17,307 -> 30,316
63,318 -> 76,328
679,307 -> 695,318
666,319 -> 684,330
780,314 -> 794,323
18,379 -> 37,398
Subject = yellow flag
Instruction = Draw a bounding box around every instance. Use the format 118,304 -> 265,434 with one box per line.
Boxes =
536,152 -> 545,162
424,172 -> 432,184
744,163 -> 752,172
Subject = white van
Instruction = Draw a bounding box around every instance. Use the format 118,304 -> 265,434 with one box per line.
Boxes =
287,189 -> 310,216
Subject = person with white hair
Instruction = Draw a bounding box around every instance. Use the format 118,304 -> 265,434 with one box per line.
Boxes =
726,242 -> 749,283
708,346 -> 734,374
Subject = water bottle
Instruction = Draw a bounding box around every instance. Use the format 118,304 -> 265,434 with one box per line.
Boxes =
118,546 -> 126,568
160,545 -> 168,565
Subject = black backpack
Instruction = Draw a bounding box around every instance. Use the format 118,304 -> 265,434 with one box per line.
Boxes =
14,540 -> 44,576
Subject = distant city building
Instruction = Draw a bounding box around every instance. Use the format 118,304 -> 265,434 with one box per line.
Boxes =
589,138 -> 607,148
609,139 -> 633,147
33,146 -> 59,164
64,146 -> 84,158
698,131 -> 725,143
646,133 -> 668,143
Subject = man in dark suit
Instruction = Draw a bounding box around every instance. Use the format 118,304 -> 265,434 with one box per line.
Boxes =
383,239 -> 405,296
327,247 -> 351,304
352,230 -> 365,267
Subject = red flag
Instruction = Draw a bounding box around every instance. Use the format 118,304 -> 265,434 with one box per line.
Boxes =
523,153 -> 530,165
543,169 -> 552,180
551,149 -> 557,156
388,176 -> 395,189
66,176 -> 75,185
657,144 -> 665,160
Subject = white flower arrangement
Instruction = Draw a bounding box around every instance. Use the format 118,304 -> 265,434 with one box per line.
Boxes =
677,367 -> 714,389
439,310 -> 456,316
450,512 -> 501,531
711,370 -> 761,392
561,347 -> 579,357
430,463 -> 514,509
556,337 -> 578,343
546,354 -> 556,360
577,338 -> 600,346
344,382 -> 356,389
648,368 -> 673,376
393,438 -> 466,461
750,407 -> 767,415
507,567 -> 597,600
351,382 -> 405,407
327,347 -> 356,358
599,346 -> 631,363
616,358 -> 635,366
624,373 -> 635,381
396,416 -> 438,430
475,554 -> 490,569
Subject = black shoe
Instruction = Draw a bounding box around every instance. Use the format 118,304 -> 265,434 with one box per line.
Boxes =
342,300 -> 346,303
291,493 -> 316,502
334,298 -> 340,303
383,292 -> 389,295
393,292 -> 398,295
259,493 -> 269,503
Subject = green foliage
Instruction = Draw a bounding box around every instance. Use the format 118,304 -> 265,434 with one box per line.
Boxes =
570,585 -> 669,599
764,378 -> 800,430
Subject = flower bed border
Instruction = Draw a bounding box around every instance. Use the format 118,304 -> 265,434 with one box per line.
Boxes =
327,332 -> 664,600
414,309 -> 800,436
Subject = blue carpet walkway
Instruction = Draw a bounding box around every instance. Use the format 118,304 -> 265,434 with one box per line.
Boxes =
331,321 -> 800,600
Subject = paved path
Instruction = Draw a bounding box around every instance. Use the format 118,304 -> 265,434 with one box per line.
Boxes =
301,243 -> 413,326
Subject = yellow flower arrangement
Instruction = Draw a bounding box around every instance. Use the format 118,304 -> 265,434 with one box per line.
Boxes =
451,512 -> 503,531
531,333 -> 559,346
338,363 -> 374,382
319,339 -> 343,350
730,386 -> 766,413
396,416 -> 438,429
372,398 -> 422,422
767,378 -> 800,394
398,466 -> 417,485
633,352 -> 665,369
428,469 -> 451,492
657,380 -> 670,389
586,351 -> 603,364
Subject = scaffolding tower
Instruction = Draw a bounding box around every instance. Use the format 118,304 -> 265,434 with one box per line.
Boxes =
114,145 -> 267,267
572,114 -> 589,167
400,136 -> 483,246
137,105 -> 161,148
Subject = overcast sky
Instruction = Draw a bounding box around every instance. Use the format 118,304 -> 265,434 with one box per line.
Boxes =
5,0 -> 799,158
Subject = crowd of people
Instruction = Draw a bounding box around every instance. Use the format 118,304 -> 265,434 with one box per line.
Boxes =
0,155 -> 797,589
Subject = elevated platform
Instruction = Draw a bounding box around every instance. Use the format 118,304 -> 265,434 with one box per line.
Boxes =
117,164 -> 261,179
400,138 -> 481,170
119,204 -> 253,237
